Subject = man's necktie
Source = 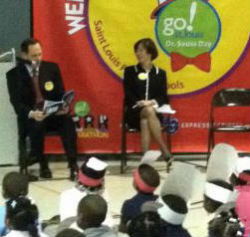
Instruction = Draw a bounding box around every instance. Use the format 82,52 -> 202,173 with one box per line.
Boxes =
31,64 -> 44,110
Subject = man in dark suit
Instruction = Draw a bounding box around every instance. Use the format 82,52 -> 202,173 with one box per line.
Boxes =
6,38 -> 78,180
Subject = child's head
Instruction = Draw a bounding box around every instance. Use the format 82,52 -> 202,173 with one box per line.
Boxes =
230,171 -> 250,186
133,164 -> 160,194
158,194 -> 188,225
230,157 -> 250,186
77,157 -> 107,193
2,172 -> 29,199
56,228 -> 85,237
128,211 -> 161,237
6,196 -> 39,237
204,179 -> 233,213
209,211 -> 243,237
77,194 -> 107,230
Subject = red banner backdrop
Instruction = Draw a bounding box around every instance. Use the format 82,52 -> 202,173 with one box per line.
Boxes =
33,0 -> 250,154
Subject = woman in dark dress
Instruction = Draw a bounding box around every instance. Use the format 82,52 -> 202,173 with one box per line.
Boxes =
123,38 -> 172,161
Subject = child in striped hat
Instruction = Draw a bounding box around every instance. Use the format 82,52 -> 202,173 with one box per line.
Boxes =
158,162 -> 198,237
204,143 -> 238,213
59,157 -> 111,225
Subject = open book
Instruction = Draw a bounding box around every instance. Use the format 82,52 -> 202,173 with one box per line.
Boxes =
156,104 -> 176,114
43,90 -> 75,115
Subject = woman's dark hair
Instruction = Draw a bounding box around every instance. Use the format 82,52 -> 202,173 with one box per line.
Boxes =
6,196 -> 40,237
128,212 -> 161,237
204,180 -> 233,213
56,228 -> 85,237
134,38 -> 158,60
2,172 -> 29,199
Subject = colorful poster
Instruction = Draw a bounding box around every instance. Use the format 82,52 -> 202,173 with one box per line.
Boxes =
33,0 -> 250,154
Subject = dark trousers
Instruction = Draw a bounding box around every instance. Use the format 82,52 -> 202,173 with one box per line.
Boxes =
18,114 -> 77,170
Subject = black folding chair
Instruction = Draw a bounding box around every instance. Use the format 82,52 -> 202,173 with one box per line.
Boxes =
207,88 -> 250,165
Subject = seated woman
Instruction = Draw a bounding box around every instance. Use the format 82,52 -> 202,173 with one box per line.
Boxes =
123,38 -> 172,162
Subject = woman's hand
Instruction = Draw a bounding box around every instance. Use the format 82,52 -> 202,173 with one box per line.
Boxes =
136,100 -> 155,107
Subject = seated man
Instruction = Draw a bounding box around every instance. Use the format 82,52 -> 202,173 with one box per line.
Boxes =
6,38 -> 78,180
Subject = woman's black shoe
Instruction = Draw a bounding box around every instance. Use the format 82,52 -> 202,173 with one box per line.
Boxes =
163,153 -> 174,172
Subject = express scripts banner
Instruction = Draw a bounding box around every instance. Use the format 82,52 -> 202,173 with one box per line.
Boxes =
33,0 -> 250,154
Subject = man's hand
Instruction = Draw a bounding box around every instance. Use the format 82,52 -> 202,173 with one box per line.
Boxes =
29,110 -> 48,121
56,105 -> 70,116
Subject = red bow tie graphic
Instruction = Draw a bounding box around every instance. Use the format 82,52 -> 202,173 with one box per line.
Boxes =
170,52 -> 211,72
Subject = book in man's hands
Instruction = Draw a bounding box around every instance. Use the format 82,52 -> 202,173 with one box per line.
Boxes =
43,90 -> 75,115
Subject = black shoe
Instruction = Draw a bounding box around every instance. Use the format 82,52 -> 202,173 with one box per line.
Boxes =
69,165 -> 78,181
40,168 -> 52,179
163,153 -> 174,173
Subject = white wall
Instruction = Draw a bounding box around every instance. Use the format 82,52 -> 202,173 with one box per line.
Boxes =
0,63 -> 18,165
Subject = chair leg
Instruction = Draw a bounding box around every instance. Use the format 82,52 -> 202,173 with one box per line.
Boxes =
207,128 -> 214,167
19,138 -> 28,175
166,130 -> 171,154
165,130 -> 172,172
207,129 -> 211,165
120,126 -> 127,174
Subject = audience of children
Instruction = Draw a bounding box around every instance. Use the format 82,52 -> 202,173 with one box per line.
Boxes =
0,145 -> 250,237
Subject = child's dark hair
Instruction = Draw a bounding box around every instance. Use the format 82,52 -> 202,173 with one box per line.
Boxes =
209,211 -> 243,237
230,171 -> 250,186
128,212 -> 161,237
2,172 -> 29,199
6,196 -> 39,237
204,180 -> 233,213
138,164 -> 160,188
77,194 -> 107,228
76,182 -> 103,193
162,194 -> 188,214
56,228 -> 85,237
